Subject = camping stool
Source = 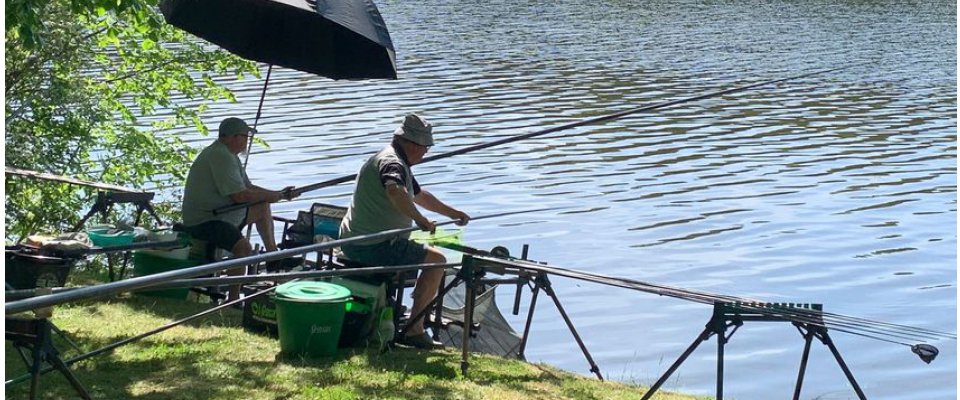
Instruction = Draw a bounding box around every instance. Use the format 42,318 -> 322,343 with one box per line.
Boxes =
274,215 -> 328,268
331,258 -> 420,341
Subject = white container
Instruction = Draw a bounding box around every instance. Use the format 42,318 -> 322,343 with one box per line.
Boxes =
148,229 -> 179,242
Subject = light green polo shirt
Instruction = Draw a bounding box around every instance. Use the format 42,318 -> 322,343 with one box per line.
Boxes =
339,144 -> 416,245
181,140 -> 250,227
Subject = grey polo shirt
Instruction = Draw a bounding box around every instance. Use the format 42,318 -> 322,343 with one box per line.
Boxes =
181,140 -> 250,227
340,142 -> 421,245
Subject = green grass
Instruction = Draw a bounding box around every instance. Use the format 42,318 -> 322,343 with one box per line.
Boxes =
6,296 -> 706,399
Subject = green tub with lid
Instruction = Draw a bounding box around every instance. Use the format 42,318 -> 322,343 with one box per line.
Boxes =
273,281 -> 351,357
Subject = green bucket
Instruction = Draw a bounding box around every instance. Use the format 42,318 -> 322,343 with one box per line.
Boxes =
274,281 -> 351,357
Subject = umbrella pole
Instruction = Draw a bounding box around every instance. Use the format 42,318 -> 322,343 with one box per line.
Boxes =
243,64 -> 274,169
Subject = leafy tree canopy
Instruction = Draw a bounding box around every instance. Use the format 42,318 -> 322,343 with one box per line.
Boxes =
5,0 -> 258,240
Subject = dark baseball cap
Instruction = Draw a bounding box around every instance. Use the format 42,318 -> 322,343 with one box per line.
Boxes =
218,117 -> 256,137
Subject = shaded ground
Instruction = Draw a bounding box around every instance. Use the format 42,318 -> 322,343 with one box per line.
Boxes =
5,296 -> 705,399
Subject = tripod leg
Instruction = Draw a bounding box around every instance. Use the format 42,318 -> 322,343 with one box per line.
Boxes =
541,279 -> 603,380
37,319 -> 92,399
29,338 -> 42,400
517,285 -> 541,359
393,273 -> 406,339
72,199 -> 105,232
133,205 -> 145,227
106,254 -> 117,282
460,275 -> 475,376
717,330 -> 726,400
820,332 -> 868,400
138,201 -> 164,227
432,272 -> 446,341
641,327 -> 713,400
50,324 -> 84,353
15,345 -> 32,367
48,352 -> 92,399
117,251 -> 132,280
793,329 -> 814,400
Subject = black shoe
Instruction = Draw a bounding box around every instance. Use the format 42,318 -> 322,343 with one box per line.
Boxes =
397,333 -> 443,350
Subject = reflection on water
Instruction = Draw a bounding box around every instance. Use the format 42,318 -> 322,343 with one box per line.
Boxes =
162,1 -> 956,398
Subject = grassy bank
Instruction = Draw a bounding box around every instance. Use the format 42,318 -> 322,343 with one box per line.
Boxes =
6,296 -> 704,399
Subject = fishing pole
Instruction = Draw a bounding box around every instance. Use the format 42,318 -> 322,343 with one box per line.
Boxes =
5,166 -> 146,194
4,261 -> 458,386
455,252 -> 952,361
3,263 -> 461,300
213,63 -> 865,215
540,262 -> 955,342
5,206 -> 562,315
445,239 -> 955,344
571,270 -> 957,341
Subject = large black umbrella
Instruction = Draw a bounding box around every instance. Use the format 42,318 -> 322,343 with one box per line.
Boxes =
160,0 -> 398,165
160,0 -> 397,80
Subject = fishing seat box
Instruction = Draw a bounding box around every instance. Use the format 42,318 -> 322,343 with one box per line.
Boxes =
132,249 -> 199,299
242,282 -> 279,337
242,279 -> 383,347
5,247 -> 75,289
328,277 -> 384,348
241,277 -> 386,347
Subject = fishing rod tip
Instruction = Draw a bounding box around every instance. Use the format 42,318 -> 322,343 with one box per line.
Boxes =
911,343 -> 938,364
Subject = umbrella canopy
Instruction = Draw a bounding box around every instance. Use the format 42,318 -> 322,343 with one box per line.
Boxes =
160,0 -> 397,80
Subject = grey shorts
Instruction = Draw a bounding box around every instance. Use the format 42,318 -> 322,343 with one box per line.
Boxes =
341,237 -> 428,267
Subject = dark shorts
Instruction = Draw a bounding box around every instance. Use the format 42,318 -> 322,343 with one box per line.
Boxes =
341,237 -> 428,267
180,220 -> 244,252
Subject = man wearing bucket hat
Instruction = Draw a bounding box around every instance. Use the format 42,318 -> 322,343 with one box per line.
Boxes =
181,117 -> 300,301
339,113 -> 470,350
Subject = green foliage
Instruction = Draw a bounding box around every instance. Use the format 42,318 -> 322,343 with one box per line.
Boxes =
5,0 -> 258,240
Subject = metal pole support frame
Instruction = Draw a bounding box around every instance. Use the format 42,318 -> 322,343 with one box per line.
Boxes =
6,318 -> 92,400
641,302 -> 869,400
457,254 -> 603,380
73,191 -> 162,232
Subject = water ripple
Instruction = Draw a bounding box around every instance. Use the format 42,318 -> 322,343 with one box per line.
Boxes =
157,1 -> 957,399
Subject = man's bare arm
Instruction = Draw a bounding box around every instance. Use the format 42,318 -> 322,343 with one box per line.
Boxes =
414,189 -> 470,226
385,183 -> 435,232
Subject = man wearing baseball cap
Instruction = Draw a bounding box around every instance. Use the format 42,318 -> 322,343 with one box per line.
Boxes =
181,117 -> 299,301
339,113 -> 470,349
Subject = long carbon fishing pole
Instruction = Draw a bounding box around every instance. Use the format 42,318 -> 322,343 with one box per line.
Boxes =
5,207 -> 561,315
3,263 -> 461,300
152,262 -> 459,288
5,166 -> 146,194
5,287 -> 259,387
569,270 -> 956,342
466,254 -> 955,347
5,262 -> 454,387
213,64 -> 863,215
555,263 -> 954,342
527,266 -> 947,366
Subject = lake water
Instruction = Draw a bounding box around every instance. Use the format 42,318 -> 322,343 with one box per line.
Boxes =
163,1 -> 957,398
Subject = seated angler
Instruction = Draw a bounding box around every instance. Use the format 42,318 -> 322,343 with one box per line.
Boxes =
339,113 -> 470,349
180,117 -> 299,301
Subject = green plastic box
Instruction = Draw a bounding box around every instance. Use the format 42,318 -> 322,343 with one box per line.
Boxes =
132,250 -> 199,299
